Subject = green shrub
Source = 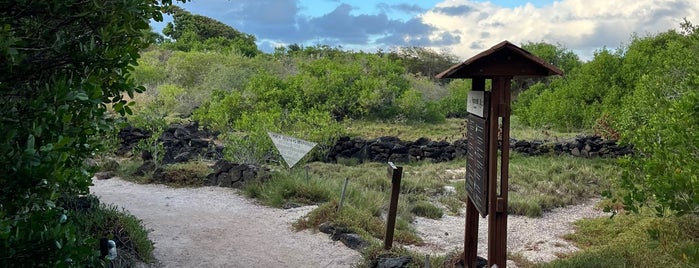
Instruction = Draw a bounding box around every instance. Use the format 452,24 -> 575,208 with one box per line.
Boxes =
439,79 -> 471,118
0,1 -> 183,265
70,200 -> 156,265
609,21 -> 699,216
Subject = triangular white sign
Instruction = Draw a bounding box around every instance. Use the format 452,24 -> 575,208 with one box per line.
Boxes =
267,132 -> 317,168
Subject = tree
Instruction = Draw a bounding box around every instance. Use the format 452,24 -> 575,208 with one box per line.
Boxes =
521,41 -> 582,74
388,46 -> 459,80
162,6 -> 258,56
0,0 -> 186,265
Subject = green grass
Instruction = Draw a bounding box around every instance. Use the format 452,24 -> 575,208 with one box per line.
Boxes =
114,158 -> 147,183
68,196 -> 155,266
509,116 -> 591,141
342,117 -> 587,142
115,159 -> 212,187
508,154 -> 620,217
242,171 -> 334,208
246,153 -> 621,264
536,213 -> 699,268
155,161 -> 212,186
411,201 -> 444,219
109,118 -> 646,267
342,118 -> 464,141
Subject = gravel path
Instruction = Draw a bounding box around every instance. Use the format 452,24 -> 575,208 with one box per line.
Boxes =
405,199 -> 608,265
91,178 -> 361,268
92,177 -> 607,267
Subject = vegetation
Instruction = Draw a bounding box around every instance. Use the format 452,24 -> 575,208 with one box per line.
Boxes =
162,6 -> 259,56
2,0 -> 695,265
537,213 -> 699,268
0,0 -> 186,266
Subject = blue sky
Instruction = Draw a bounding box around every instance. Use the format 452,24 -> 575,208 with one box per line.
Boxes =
153,0 -> 699,60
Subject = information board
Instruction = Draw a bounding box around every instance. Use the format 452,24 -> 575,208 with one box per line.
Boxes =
466,114 -> 489,217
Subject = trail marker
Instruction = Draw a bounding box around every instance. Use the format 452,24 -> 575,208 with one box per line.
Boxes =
267,132 -> 317,168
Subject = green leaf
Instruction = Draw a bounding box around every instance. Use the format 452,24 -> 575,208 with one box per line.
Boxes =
25,135 -> 35,151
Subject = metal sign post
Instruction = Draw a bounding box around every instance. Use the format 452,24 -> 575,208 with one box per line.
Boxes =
436,41 -> 563,268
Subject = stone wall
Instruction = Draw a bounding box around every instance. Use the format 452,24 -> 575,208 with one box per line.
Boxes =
511,135 -> 633,158
117,122 -> 223,164
204,160 -> 270,188
327,136 -> 468,164
327,135 -> 632,164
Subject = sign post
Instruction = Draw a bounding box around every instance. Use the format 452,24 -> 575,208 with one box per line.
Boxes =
436,41 -> 563,267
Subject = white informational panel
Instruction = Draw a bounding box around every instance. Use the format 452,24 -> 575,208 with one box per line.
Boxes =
467,91 -> 488,118
267,132 -> 317,168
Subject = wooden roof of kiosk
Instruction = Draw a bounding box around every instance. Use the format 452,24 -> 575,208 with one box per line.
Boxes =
435,40 -> 563,79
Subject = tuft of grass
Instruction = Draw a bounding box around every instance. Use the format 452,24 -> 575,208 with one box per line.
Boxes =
114,158 -> 146,183
115,159 -> 212,187
68,196 -> 155,266
155,160 -> 212,187
439,196 -> 464,215
411,201 -> 444,219
294,201 -> 423,245
243,171 -> 334,208
538,213 -> 699,268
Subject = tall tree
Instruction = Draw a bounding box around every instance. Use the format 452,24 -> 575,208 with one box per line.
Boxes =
0,0 -> 185,265
521,41 -> 582,74
162,6 -> 258,56
388,46 -> 459,80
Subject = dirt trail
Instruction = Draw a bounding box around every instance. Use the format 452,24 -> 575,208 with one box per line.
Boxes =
91,178 -> 361,268
92,177 -> 607,267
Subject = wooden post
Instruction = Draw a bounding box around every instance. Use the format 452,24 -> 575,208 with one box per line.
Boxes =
384,162 -> 403,250
487,77 -> 510,267
464,77 -> 485,267
305,164 -> 310,184
338,178 -> 349,212
464,199 -> 479,267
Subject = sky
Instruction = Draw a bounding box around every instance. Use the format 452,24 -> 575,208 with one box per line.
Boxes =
152,0 -> 699,61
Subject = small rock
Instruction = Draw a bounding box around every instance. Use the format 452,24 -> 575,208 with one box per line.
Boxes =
318,222 -> 335,234
94,171 -> 114,180
571,147 -> 581,156
372,256 -> 412,268
338,233 -> 367,250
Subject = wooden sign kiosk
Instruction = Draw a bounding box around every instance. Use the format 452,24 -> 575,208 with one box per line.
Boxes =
436,41 -> 562,267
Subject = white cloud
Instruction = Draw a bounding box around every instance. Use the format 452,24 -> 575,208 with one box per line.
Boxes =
421,0 -> 699,61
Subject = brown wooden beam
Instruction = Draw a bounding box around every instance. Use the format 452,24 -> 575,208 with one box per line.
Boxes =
488,77 -> 510,267
463,77 -> 486,267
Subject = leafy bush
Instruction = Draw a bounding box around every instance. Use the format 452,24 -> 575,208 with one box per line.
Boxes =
439,79 -> 472,118
609,20 -> 699,216
0,0 -> 184,265
397,88 -> 445,123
